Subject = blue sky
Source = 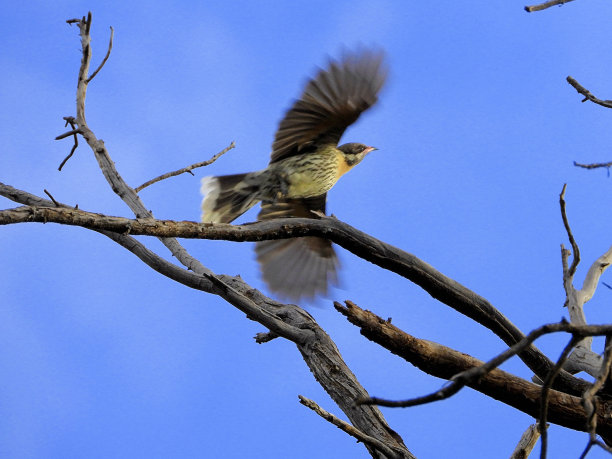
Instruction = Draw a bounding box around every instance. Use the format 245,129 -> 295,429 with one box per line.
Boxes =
2,1 -> 612,457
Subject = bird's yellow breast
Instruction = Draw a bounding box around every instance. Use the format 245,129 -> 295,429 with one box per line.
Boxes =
282,147 -> 350,198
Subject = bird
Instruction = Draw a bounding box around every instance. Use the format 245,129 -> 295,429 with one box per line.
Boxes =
201,49 -> 386,301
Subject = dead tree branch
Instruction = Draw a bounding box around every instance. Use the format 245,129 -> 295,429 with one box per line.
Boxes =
0,182 -> 411,459
334,301 -> 612,442
539,335 -> 581,459
567,76 -> 612,109
42,13 -> 413,458
56,117 -> 80,170
560,184 -> 580,280
298,396 -> 406,459
510,424 -> 541,459
134,141 -> 235,192
4,10 -> 611,457
524,0 -> 576,13
86,25 -> 113,83
582,339 -> 612,452
0,187 -> 594,398
574,161 -> 612,171
559,185 -> 612,379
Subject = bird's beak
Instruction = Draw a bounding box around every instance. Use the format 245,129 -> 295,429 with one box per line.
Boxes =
365,146 -> 378,154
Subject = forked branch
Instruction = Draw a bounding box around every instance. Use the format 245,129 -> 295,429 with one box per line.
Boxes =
334,300 -> 612,442
46,12 -> 411,458
134,141 -> 235,192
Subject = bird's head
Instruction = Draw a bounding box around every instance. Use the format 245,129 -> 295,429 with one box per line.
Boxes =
338,143 -> 377,166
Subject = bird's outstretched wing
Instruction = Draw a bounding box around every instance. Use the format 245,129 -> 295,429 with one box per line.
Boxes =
270,49 -> 386,164
255,194 -> 338,300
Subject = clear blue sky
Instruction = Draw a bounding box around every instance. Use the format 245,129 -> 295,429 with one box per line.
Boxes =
2,1 -> 612,457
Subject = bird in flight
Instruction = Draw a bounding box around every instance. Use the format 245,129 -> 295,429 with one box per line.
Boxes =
201,49 -> 386,300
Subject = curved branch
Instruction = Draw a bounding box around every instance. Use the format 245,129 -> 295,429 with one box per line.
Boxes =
574,160 -> 612,171
567,76 -> 612,109
298,396 -> 407,459
134,141 -> 235,192
55,14 -> 414,457
86,25 -> 113,83
524,0 -> 576,13
560,184 -> 580,279
334,301 -> 612,441
61,11 -> 567,402
539,336 -> 581,459
0,183 -> 410,458
0,193 -> 591,396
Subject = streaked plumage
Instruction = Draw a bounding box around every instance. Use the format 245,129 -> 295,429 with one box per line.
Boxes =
201,49 -> 386,300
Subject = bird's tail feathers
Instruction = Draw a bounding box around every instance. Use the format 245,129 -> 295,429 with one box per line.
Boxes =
200,173 -> 260,223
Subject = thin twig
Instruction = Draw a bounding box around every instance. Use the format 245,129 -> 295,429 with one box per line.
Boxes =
580,438 -> 612,459
582,338 -> 612,444
524,0 -> 576,12
539,336 -> 580,459
567,76 -> 612,110
560,184 -> 580,279
43,189 -> 60,207
57,117 -> 80,170
574,161 -> 612,170
579,440 -> 595,459
134,141 -> 235,193
359,384 -> 459,409
592,439 -> 612,456
298,396 -> 406,459
87,26 -> 114,83
55,128 -> 81,140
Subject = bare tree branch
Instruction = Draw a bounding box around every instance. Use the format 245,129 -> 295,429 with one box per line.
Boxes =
134,141 -> 235,192
582,339 -> 612,446
539,335 -> 581,459
567,76 -> 612,109
559,185 -> 612,380
510,424 -> 541,459
524,0 -> 576,13
46,13 -> 412,457
5,10 -> 611,457
579,438 -> 612,459
43,189 -> 60,207
334,300 -> 612,441
56,117 -> 80,170
574,160 -> 612,171
560,184 -> 580,279
86,25 -> 113,83
298,396 -> 407,459
0,189 -> 594,397
0,183 -> 411,458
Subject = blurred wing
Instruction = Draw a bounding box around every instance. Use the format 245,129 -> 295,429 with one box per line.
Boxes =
255,195 -> 338,300
270,49 -> 386,163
